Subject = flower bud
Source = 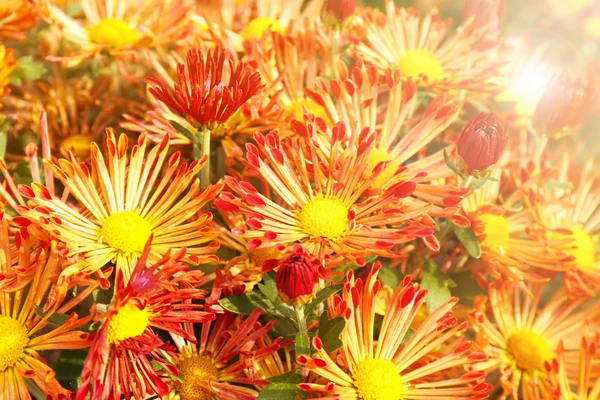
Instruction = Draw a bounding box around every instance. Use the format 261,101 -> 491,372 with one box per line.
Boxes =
322,0 -> 356,25
456,112 -> 507,174
533,72 -> 598,138
275,245 -> 323,305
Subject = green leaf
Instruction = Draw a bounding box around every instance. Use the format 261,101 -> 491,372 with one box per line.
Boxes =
10,56 -> 47,86
171,120 -> 201,147
547,179 -> 573,190
317,311 -> 345,352
450,270 -> 484,305
258,272 -> 279,302
377,266 -> 404,289
420,260 -> 456,314
443,149 -> 462,175
454,226 -> 482,258
295,331 -> 310,356
53,349 -> 87,380
304,283 -> 343,316
34,305 -> 70,327
257,370 -> 307,400
219,292 -> 273,315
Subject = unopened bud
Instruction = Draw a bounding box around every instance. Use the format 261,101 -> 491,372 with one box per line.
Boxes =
534,72 -> 597,138
456,112 -> 507,174
275,245 -> 323,305
322,0 -> 356,25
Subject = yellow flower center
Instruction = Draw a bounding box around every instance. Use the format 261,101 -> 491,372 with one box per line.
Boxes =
398,49 -> 444,84
367,149 -> 400,188
353,358 -> 404,400
551,226 -> 596,270
101,211 -> 152,254
173,355 -> 219,400
88,18 -> 140,48
584,16 -> 600,39
286,99 -> 329,122
241,17 -> 283,41
299,196 -> 349,243
0,316 -> 28,372
248,246 -> 280,268
60,135 -> 92,159
107,302 -> 151,344
507,330 -> 553,372
478,213 -> 510,248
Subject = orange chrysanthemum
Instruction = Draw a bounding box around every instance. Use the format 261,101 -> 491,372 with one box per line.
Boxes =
17,130 -> 222,287
77,246 -> 215,400
298,263 -> 492,399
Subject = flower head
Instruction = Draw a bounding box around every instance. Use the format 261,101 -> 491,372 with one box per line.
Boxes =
77,246 -> 215,400
350,3 -> 499,93
163,275 -> 281,400
323,0 -> 357,24
0,214 -> 97,400
0,1 -> 38,42
469,280 -> 600,399
148,47 -> 264,130
272,244 -> 324,304
457,112 -> 508,174
215,121 -> 437,266
18,130 -> 222,288
0,45 -> 15,102
298,263 -> 492,399
533,71 -> 598,138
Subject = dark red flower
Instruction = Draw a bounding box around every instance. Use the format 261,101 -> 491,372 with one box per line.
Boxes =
274,245 -> 324,304
323,0 -> 357,23
534,72 -> 598,138
147,47 -> 264,129
456,112 -> 507,174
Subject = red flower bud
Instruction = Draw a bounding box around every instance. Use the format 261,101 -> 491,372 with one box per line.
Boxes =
323,0 -> 356,24
534,72 -> 598,138
456,112 -> 507,174
275,245 -> 322,304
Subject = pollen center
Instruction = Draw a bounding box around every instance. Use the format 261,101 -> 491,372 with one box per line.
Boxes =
551,225 -> 596,270
60,135 -> 92,159
0,316 -> 28,372
478,213 -> 510,248
101,211 -> 151,254
173,354 -> 219,400
299,196 -> 349,242
107,301 -> 151,344
507,330 -> 553,371
398,49 -> 444,84
286,99 -> 329,122
367,149 -> 400,188
88,18 -> 140,48
241,17 -> 283,41
353,358 -> 404,400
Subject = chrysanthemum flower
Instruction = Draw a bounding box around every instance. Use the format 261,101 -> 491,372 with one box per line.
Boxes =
250,24 -> 333,125
0,214 -> 97,400
469,280 -> 600,399
534,155 -> 600,295
213,212 -> 283,291
77,246 -> 215,400
41,0 -> 193,67
0,1 -> 38,42
215,120 -> 438,266
462,166 -> 568,281
545,333 -> 600,400
305,60 -> 469,223
2,69 -> 127,158
147,47 -> 264,131
297,262 -> 492,399
18,130 -> 222,286
533,71 -> 598,139
349,3 -> 499,93
164,284 -> 281,400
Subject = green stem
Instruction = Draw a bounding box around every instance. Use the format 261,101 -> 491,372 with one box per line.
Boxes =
193,129 -> 211,188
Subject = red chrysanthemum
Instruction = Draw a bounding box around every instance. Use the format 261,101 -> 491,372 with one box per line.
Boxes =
147,47 -> 264,129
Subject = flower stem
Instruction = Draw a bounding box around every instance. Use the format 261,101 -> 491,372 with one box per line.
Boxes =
193,129 -> 211,188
